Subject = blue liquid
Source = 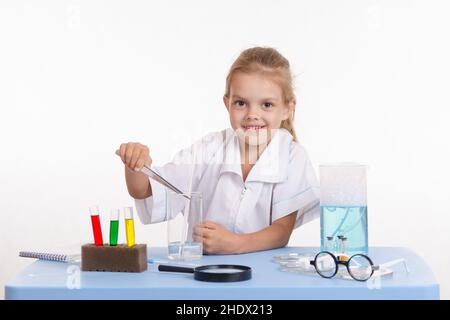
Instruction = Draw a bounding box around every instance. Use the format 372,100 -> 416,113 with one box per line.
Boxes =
320,206 -> 368,255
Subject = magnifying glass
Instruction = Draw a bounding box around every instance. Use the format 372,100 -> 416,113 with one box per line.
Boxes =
158,264 -> 252,282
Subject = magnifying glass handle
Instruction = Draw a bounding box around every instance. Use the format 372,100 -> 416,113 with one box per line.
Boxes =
158,265 -> 195,273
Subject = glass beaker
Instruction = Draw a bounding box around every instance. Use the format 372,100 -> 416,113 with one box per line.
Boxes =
319,163 -> 368,255
166,191 -> 203,260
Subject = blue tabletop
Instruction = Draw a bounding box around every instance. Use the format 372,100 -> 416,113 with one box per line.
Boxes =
5,246 -> 439,300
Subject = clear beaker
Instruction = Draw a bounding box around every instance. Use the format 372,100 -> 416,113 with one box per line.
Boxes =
319,163 -> 368,255
166,191 -> 203,260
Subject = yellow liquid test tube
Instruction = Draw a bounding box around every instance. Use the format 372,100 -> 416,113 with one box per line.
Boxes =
124,207 -> 135,247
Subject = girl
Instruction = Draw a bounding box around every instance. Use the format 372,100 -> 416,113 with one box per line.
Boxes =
116,47 -> 320,254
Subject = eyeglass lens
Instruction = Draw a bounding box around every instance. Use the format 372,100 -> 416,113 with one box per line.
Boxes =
314,252 -> 337,278
347,254 -> 373,281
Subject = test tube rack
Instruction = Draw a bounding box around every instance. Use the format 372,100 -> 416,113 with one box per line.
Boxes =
81,243 -> 147,273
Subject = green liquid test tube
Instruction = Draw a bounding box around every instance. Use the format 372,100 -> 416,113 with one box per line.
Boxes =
109,209 -> 120,246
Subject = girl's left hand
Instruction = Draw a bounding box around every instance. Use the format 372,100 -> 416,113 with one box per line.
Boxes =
193,221 -> 241,254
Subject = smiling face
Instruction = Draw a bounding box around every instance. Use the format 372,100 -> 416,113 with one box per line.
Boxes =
223,72 -> 294,148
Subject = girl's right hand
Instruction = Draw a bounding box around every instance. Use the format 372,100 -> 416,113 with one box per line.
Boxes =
115,142 -> 152,172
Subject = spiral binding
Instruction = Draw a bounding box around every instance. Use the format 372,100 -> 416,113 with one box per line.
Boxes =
19,251 -> 76,262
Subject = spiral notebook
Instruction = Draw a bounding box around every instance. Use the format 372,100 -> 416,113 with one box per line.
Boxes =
19,243 -> 81,263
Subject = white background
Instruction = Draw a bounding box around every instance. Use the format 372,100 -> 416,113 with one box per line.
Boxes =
1,0 -> 449,299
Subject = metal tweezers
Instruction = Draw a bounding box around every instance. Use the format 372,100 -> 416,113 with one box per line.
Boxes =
139,165 -> 191,200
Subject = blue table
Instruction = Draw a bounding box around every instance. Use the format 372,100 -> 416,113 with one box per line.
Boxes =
5,246 -> 439,300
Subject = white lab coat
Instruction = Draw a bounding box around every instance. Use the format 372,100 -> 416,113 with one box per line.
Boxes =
135,127 -> 320,234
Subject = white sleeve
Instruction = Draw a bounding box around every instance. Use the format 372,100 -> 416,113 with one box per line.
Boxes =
271,144 -> 320,229
134,131 -> 224,224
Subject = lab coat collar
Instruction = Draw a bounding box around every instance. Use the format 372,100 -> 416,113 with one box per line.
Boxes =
219,128 -> 292,183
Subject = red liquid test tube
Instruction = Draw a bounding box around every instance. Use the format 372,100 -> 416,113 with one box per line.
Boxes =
89,205 -> 103,246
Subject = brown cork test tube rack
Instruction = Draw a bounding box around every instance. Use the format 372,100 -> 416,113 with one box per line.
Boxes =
81,243 -> 147,273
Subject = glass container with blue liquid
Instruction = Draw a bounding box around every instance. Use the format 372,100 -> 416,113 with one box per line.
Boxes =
320,163 -> 368,255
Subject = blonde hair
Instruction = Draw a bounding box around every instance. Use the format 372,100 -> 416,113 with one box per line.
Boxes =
224,46 -> 298,141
